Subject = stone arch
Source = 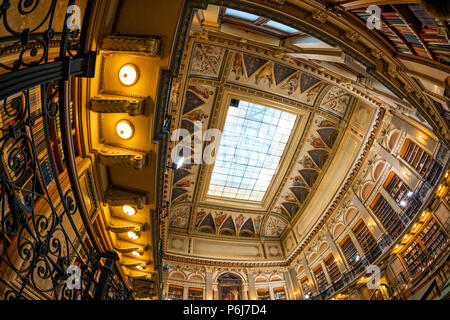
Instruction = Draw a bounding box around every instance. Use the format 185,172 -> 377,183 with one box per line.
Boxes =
344,208 -> 358,225
333,223 -> 345,239
168,271 -> 186,281
361,182 -> 374,201
372,160 -> 386,181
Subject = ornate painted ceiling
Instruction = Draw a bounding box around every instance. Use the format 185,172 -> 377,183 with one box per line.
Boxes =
166,37 -> 360,241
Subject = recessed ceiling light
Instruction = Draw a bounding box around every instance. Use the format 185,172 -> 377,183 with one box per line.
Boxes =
127,231 -> 139,240
116,120 -> 134,139
119,64 -> 139,86
132,251 -> 140,257
122,205 -> 136,216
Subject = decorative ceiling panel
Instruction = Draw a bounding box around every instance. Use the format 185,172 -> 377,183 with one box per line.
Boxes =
167,39 -> 355,240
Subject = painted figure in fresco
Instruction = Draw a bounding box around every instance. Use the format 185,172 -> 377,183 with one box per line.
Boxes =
309,136 -> 326,149
234,214 -> 245,231
317,119 -> 336,128
214,211 -> 227,228
188,85 -> 214,100
283,194 -> 297,203
305,83 -> 322,103
255,63 -> 273,87
174,193 -> 191,203
175,178 -> 193,188
281,74 -> 298,95
232,54 -> 244,80
185,110 -> 209,122
195,209 -> 207,227
299,155 -> 316,169
291,175 -> 307,187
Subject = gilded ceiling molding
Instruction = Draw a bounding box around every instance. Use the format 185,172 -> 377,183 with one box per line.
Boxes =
285,107 -> 386,264
97,143 -> 149,170
205,0 -> 449,142
107,221 -> 149,234
90,95 -> 151,116
114,244 -> 150,255
105,186 -> 148,209
163,254 -> 289,268
101,35 -> 162,57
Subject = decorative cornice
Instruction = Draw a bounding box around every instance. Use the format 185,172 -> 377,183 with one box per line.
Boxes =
101,35 -> 161,57
105,186 -> 148,209
98,143 -> 149,170
90,95 -> 151,116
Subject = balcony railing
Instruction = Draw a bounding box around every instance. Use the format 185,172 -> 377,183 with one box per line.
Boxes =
0,0 -> 131,300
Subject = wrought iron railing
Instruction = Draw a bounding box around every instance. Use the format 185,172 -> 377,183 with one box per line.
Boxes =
0,0 -> 131,300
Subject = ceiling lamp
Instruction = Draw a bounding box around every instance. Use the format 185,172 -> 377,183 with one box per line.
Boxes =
127,231 -> 140,240
122,205 -> 136,216
119,64 -> 139,86
116,120 -> 134,139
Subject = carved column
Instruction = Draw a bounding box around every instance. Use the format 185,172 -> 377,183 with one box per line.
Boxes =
300,253 -> 318,294
205,269 -> 213,300
351,193 -> 384,239
90,95 -> 151,116
348,230 -> 365,259
183,286 -> 189,300
247,271 -> 257,300
324,227 -> 349,272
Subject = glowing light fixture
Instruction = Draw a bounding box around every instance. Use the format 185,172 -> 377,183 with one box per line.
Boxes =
122,205 -> 136,216
127,231 -> 139,240
355,255 -> 360,262
400,200 -> 407,207
119,64 -> 139,86
407,191 -> 414,198
116,120 -> 134,139
136,265 -> 143,270
132,250 -> 140,257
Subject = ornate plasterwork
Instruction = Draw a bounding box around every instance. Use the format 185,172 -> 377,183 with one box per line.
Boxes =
105,186 -> 148,209
101,35 -> 161,57
166,39 -> 354,242
98,143 -> 149,170
90,95 -> 150,116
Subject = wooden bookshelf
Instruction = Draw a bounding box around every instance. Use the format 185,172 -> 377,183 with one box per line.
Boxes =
300,276 -> 311,297
324,254 -> 341,283
273,287 -> 287,300
340,236 -> 360,268
168,285 -> 183,300
352,220 -> 378,256
257,288 -> 270,300
370,194 -> 405,240
384,171 -> 412,207
418,217 -> 446,258
399,139 -> 433,177
313,265 -> 328,292
188,288 -> 203,300
401,240 -> 428,276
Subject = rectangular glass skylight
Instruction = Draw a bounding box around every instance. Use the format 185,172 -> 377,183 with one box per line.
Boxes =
265,20 -> 298,33
225,8 -> 259,22
207,100 -> 296,201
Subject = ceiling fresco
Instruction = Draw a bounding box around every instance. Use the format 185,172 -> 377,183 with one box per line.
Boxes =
167,40 -> 355,240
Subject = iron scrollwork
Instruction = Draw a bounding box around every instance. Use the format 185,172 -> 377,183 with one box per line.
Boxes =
0,1 -> 131,300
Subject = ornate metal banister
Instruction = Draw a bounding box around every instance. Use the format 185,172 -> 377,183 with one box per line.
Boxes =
0,0 -> 131,300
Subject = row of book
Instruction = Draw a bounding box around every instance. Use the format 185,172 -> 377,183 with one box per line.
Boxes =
400,139 -> 433,177
351,5 -> 449,64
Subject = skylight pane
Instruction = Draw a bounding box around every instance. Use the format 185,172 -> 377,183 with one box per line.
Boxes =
207,100 -> 296,201
265,20 -> 298,33
225,8 -> 259,21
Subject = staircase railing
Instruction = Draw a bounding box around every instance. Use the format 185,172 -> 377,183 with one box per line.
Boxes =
0,0 -> 131,300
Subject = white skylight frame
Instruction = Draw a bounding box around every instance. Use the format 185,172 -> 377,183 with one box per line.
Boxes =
224,8 -> 259,22
265,20 -> 299,34
207,100 -> 297,202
